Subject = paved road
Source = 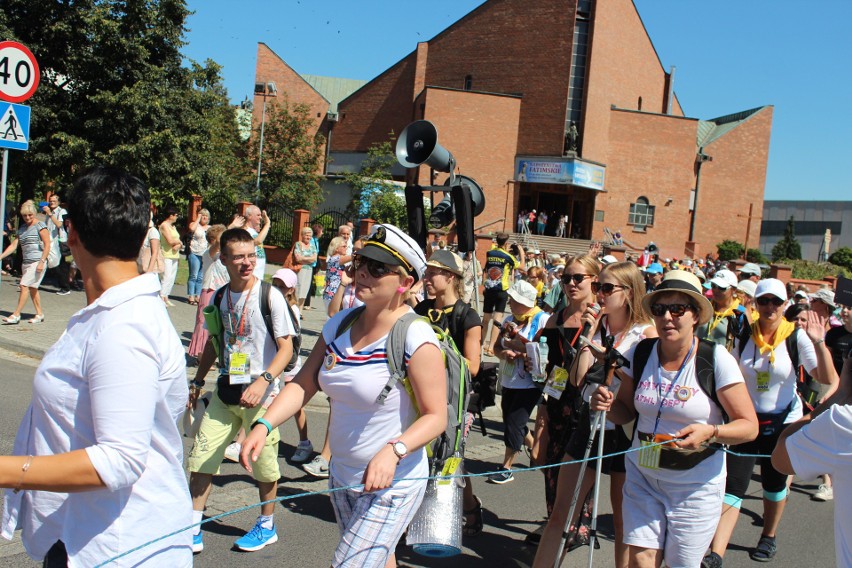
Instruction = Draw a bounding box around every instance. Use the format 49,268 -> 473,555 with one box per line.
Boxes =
0,272 -> 840,567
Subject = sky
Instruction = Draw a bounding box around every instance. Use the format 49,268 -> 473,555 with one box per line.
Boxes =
182,0 -> 851,202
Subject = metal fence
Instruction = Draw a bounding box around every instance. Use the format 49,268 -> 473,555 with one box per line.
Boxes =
310,209 -> 348,256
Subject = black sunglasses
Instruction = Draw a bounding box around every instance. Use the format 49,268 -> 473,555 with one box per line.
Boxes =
561,273 -> 592,286
650,303 -> 695,318
354,256 -> 397,279
756,296 -> 785,307
710,283 -> 731,291
591,282 -> 627,296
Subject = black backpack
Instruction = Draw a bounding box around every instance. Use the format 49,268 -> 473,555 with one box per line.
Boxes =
212,281 -> 301,373
631,337 -> 726,421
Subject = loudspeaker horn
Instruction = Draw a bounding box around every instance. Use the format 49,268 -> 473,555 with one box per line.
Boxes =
396,120 -> 454,172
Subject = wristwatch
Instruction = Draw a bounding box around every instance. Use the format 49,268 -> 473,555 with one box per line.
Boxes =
190,378 -> 205,389
388,439 -> 408,460
260,371 -> 274,383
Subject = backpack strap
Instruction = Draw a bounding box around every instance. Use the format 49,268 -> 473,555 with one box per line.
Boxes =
212,285 -> 228,370
786,328 -> 800,370
259,281 -> 275,340
376,313 -> 422,406
334,305 -> 366,340
737,320 -> 753,358
695,339 -> 726,421
450,299 -> 472,342
631,337 -> 658,386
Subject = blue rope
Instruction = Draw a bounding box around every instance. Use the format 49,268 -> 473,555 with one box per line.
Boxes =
95,440 -> 771,566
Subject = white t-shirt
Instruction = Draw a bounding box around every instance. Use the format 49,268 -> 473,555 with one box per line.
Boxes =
625,341 -> 744,483
2,273 -> 192,567
499,311 -> 550,390
735,329 -> 817,422
319,308 -> 440,491
201,252 -> 229,291
214,279 -> 295,381
246,227 -> 266,280
786,405 -> 852,567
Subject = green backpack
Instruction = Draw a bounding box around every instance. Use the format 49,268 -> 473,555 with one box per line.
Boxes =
335,306 -> 471,471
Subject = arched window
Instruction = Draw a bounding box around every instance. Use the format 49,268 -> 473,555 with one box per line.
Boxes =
628,196 -> 655,229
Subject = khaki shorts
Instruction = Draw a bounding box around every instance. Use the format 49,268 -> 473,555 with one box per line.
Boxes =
187,394 -> 281,483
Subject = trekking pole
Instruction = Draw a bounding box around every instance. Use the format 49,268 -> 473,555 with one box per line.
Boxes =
553,408 -> 603,568
586,407 -> 607,568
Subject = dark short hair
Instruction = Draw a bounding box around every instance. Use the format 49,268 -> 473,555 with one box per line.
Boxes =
66,166 -> 149,260
220,228 -> 255,254
496,232 -> 509,246
784,303 -> 810,322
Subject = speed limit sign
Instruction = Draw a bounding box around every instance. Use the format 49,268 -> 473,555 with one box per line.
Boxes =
0,41 -> 40,103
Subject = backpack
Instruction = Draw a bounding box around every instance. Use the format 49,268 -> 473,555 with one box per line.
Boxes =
212,281 -> 301,373
335,306 -> 471,470
736,323 -> 799,370
631,337 -> 727,422
737,324 -> 815,408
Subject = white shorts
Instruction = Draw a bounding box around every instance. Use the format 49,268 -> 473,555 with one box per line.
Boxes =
20,262 -> 46,288
622,459 -> 724,568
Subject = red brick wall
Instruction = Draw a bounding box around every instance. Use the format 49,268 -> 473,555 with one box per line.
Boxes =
415,87 -> 521,237
600,109 -> 698,259
332,53 -> 420,151
254,43 -> 330,144
422,0 -> 575,157
695,107 -> 774,255
582,0 -> 684,165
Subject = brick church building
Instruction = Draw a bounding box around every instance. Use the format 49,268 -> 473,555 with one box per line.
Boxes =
253,0 -> 773,259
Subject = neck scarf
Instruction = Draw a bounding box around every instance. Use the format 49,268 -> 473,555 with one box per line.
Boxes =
514,306 -> 543,326
751,319 -> 795,364
707,299 -> 740,333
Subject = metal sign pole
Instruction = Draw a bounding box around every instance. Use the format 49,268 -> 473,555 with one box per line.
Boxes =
0,149 -> 8,289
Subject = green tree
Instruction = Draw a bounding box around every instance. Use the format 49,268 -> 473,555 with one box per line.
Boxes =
251,99 -> 325,211
829,247 -> 852,271
338,137 -> 398,222
716,239 -> 744,261
771,216 -> 802,261
0,0 -> 247,205
746,248 -> 769,264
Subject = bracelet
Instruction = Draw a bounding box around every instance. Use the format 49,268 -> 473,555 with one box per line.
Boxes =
13,455 -> 34,494
252,418 -> 273,434
813,337 -> 825,346
709,424 -> 720,445
190,378 -> 206,388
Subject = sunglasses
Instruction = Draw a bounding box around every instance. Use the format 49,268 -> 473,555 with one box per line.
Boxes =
710,283 -> 731,291
650,303 -> 695,318
354,256 -> 397,279
591,282 -> 627,296
561,273 -> 592,286
756,296 -> 785,307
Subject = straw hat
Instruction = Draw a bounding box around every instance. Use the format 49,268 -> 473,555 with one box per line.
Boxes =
642,269 -> 714,325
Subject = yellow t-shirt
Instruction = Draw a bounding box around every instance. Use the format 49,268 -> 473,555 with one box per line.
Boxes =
160,225 -> 180,260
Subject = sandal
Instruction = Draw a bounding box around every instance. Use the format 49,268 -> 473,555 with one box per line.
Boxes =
750,535 -> 777,562
462,496 -> 483,537
2,314 -> 21,324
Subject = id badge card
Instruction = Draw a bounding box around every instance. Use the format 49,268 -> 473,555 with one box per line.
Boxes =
543,366 -> 569,399
756,370 -> 771,392
637,440 -> 661,469
229,351 -> 251,385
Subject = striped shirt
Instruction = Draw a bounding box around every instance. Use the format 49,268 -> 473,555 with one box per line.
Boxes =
17,222 -> 48,264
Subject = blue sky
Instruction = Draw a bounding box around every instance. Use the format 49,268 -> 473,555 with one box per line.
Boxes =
182,0 -> 850,201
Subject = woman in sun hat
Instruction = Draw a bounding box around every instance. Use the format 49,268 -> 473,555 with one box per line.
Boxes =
704,278 -> 838,566
591,270 -> 758,568
241,224 -> 446,568
491,279 -> 550,484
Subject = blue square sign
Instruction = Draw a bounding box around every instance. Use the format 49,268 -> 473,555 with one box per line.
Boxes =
0,102 -> 30,151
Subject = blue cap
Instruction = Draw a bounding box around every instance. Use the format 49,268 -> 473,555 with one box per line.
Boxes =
646,262 -> 664,274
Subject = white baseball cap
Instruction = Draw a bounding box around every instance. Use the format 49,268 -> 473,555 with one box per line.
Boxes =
709,269 -> 738,289
755,278 -> 788,301
507,280 -> 538,308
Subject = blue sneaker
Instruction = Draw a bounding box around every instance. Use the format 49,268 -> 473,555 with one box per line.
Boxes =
192,532 -> 203,553
234,520 -> 278,552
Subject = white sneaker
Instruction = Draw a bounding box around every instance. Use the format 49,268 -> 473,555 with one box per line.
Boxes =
291,440 -> 313,463
303,455 -> 329,478
813,484 -> 834,501
223,442 -> 241,463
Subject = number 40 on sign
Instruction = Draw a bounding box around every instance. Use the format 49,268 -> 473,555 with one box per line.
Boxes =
0,41 -> 40,103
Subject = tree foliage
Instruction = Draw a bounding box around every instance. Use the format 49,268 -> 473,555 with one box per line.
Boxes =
716,239 -> 744,262
0,0 -> 247,206
771,216 -> 802,262
250,98 -> 325,211
829,247 -> 852,271
746,248 -> 769,264
338,137 -> 399,222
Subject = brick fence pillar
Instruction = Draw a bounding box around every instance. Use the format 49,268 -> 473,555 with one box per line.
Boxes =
292,209 -> 310,244
359,218 -> 375,240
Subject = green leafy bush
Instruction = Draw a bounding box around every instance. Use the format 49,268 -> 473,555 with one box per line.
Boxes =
746,248 -> 769,264
716,240 -> 744,261
828,247 -> 852,271
786,259 -> 850,281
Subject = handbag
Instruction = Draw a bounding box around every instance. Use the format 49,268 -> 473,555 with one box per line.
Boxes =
47,238 -> 61,268
282,244 -> 302,273
137,241 -> 165,274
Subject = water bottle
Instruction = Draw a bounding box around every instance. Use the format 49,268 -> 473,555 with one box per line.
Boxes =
538,337 -> 549,380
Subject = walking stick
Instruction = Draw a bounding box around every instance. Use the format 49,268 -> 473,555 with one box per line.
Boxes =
553,335 -> 628,568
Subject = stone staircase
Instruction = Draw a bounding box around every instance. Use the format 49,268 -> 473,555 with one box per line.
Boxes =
509,233 -> 595,258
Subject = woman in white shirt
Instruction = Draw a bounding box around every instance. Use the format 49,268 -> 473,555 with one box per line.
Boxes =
241,224 -> 446,568
0,167 -> 191,566
591,270 -> 757,568
186,208 -> 210,305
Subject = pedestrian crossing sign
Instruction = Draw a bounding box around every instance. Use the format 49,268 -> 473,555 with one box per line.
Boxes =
0,102 -> 30,151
